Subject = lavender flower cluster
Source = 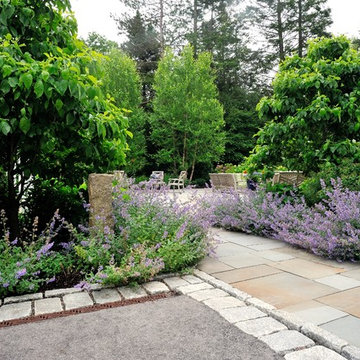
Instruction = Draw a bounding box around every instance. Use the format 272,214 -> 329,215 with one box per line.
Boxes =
204,179 -> 360,261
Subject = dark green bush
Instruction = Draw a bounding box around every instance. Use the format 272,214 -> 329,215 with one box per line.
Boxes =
23,179 -> 87,236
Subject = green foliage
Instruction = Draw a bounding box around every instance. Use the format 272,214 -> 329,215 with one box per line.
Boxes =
102,49 -> 147,175
84,32 -> 119,55
115,10 -> 161,106
0,0 -> 77,60
0,0 -> 130,238
22,178 -> 87,234
224,107 -> 265,164
249,36 -> 360,174
151,45 -> 225,180
0,211 -> 78,297
300,158 -> 360,205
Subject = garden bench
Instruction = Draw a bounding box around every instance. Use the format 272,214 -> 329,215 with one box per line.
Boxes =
168,171 -> 187,190
272,171 -> 305,186
209,173 -> 247,191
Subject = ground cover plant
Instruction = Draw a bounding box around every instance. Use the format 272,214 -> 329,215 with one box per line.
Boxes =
0,185 -> 215,298
203,179 -> 360,262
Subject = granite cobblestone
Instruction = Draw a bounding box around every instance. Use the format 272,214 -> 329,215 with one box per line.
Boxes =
0,272 -> 359,360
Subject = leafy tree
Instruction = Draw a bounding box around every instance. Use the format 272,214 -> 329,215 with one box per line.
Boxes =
151,45 -> 225,180
0,0 -> 129,238
102,49 -> 147,175
84,32 -> 119,54
248,37 -> 360,174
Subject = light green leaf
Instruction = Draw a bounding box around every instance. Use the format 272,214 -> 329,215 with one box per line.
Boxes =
54,79 -> 68,95
41,71 -> 50,82
8,77 -> 18,87
55,98 -> 63,112
87,86 -> 97,99
0,79 -> 10,94
2,65 -> 12,77
34,80 -> 44,98
19,117 -> 31,134
20,73 -> 33,89
66,112 -> 75,125
0,121 -> 11,135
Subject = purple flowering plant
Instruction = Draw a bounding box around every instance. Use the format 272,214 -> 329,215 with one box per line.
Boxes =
204,179 -> 360,261
0,210 -> 77,297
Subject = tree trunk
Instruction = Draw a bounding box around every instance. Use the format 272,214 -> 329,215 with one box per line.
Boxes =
190,158 -> 196,181
298,0 -> 303,57
277,0 -> 285,61
159,0 -> 165,53
7,170 -> 20,241
182,133 -> 187,169
193,0 -> 198,57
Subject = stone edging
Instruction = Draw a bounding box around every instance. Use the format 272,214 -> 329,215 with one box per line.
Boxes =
0,271 -> 359,360
192,269 -> 360,360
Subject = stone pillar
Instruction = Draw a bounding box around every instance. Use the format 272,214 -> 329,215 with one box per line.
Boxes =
88,173 -> 115,230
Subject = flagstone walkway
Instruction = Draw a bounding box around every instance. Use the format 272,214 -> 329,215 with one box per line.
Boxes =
198,228 -> 360,347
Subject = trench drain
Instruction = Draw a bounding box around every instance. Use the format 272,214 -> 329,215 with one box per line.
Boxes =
0,291 -> 176,328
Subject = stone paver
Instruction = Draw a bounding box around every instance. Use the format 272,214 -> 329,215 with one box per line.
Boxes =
221,233 -> 271,246
273,259 -> 344,279
342,269 -> 360,281
234,272 -> 336,308
235,317 -> 287,337
315,275 -> 360,291
197,257 -> 234,273
321,316 -> 360,348
143,281 -> 170,295
342,345 -> 360,360
181,275 -> 203,284
218,306 -> 267,323
177,282 -> 213,294
215,242 -> 253,257
34,298 -> 63,315
218,253 -> 268,268
214,265 -> 281,283
92,289 -> 121,304
282,302 -> 348,325
162,276 -> 189,290
188,288 -> 228,302
260,330 -> 314,355
318,287 -> 360,318
45,287 -> 82,297
117,286 -> 147,300
246,241 -> 286,251
63,292 -> 93,310
4,292 -> 42,304
284,345 -> 346,360
0,301 -> 32,321
203,296 -> 245,311
257,250 -> 295,262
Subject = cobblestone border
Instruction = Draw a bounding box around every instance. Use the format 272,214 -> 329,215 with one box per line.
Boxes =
1,271 -> 359,360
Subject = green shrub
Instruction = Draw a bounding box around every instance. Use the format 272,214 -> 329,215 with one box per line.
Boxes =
300,158 -> 360,205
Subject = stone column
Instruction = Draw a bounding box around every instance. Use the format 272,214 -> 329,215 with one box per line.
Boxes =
88,173 -> 115,230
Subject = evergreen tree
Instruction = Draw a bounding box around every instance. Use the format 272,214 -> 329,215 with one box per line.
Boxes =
246,0 -> 332,64
289,0 -> 332,57
115,11 -> 161,107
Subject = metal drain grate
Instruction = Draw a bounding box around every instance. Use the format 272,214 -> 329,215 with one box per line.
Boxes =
0,292 -> 176,328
